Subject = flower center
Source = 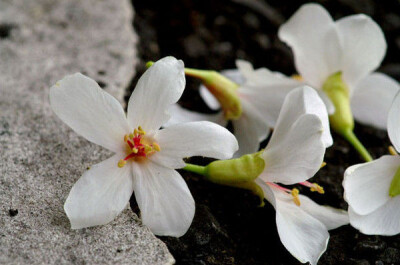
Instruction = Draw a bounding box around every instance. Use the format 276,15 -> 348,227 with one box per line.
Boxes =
266,181 -> 324,206
117,126 -> 160,168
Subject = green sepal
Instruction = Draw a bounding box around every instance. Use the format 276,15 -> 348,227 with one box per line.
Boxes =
322,72 -> 354,134
183,152 -> 266,206
184,68 -> 242,120
204,151 -> 265,184
389,166 -> 400,197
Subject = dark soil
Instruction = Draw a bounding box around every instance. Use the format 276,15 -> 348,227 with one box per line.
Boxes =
129,0 -> 400,264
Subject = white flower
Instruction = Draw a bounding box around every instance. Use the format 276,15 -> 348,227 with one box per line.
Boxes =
343,91 -> 400,236
169,3 -> 400,153
279,3 -> 400,130
255,86 -> 348,265
50,57 -> 238,237
166,61 -> 332,157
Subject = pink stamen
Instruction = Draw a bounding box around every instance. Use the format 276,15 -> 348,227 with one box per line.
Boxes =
133,136 -> 141,145
266,182 -> 291,193
299,181 -> 313,188
126,139 -> 134,149
123,153 -> 136,161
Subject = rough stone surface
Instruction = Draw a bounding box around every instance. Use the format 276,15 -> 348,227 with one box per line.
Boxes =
0,0 -> 174,264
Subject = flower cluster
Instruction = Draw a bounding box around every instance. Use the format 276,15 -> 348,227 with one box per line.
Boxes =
49,3 -> 400,265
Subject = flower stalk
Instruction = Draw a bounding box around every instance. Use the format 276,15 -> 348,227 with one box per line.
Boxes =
341,129 -> 373,162
182,163 -> 207,177
323,72 -> 373,162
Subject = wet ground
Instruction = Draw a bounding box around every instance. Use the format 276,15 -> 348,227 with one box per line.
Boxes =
129,0 -> 400,264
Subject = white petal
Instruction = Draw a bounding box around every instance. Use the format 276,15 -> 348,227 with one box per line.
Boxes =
343,155 -> 400,215
232,101 -> 271,157
199,85 -> 221,110
50,73 -> 129,153
236,60 -> 256,83
388,90 -> 400,152
150,121 -> 238,169
199,68 -> 244,110
259,87 -> 328,184
278,3 -> 341,88
349,198 -> 400,236
317,90 -> 335,115
261,113 -> 325,185
237,75 -> 302,128
280,86 -> 332,147
164,104 -> 227,128
127,57 -> 185,132
64,155 -> 133,229
222,68 -> 246,85
352,73 -> 400,130
298,195 -> 349,230
262,115 -> 324,182
237,60 -> 304,88
260,183 -> 329,265
336,15 -> 387,89
132,161 -> 195,237
235,61 -> 318,129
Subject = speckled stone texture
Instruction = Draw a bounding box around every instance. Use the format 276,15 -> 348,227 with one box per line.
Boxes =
0,0 -> 174,264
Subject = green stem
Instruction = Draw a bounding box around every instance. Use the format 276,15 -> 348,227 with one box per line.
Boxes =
341,129 -> 373,162
182,163 -> 208,177
184,67 -> 208,78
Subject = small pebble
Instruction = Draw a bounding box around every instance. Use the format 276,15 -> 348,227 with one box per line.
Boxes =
8,209 -> 18,217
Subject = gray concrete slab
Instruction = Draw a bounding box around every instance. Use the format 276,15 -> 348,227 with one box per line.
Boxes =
0,0 -> 174,264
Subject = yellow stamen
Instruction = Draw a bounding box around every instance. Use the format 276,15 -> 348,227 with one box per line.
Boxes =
129,133 -> 134,139
320,162 -> 327,169
124,134 -> 129,142
153,143 -> 161,152
292,74 -> 303,81
310,183 -> 325,194
118,159 -> 127,168
134,128 -> 139,136
389,146 -> 398,156
132,148 -> 138,154
144,144 -> 152,153
138,126 -> 146,135
291,188 -> 301,206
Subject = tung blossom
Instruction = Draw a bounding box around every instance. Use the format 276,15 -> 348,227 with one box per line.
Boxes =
254,86 -> 348,265
196,86 -> 348,264
343,91 -> 400,235
166,61 -> 332,157
50,57 -> 238,237
279,3 -> 400,130
169,3 -> 400,161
